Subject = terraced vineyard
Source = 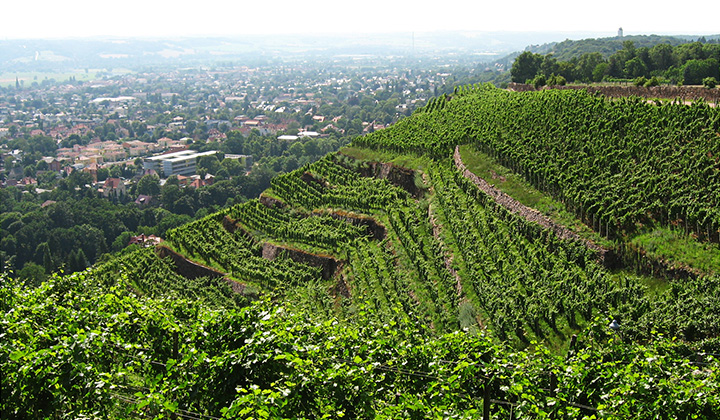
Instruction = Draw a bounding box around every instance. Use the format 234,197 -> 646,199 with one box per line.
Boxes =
359,84 -> 720,243
3,86 -> 720,419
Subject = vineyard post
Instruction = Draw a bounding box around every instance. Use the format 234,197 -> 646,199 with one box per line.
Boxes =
171,330 -> 179,420
549,371 -> 558,420
483,378 -> 491,420
173,331 -> 179,360
566,334 -> 577,359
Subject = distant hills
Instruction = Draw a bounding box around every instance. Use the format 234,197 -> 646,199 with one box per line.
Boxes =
526,34 -> 720,61
2,32 -> 718,74
0,31 -> 694,72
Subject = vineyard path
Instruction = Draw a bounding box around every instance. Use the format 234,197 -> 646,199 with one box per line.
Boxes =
453,145 -> 610,260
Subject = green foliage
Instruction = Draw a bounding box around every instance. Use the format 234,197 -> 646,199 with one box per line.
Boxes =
546,74 -> 566,86
136,173 -> 161,196
532,74 -> 546,89
704,76 -> 718,89
17,261 -> 46,286
683,58 -> 720,85
631,227 -> 720,275
634,76 -> 648,87
2,271 -> 718,419
5,77 -> 720,419
511,51 -> 543,83
378,86 -> 719,245
511,38 -> 720,85
644,76 -> 661,87
167,211 -> 322,289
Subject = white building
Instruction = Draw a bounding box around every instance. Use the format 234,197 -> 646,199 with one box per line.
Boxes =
144,150 -> 219,177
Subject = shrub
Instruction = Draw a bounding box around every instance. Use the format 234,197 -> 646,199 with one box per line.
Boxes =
532,74 -> 546,89
703,77 -> 717,89
547,74 -> 566,86
633,76 -> 648,87
644,76 -> 660,87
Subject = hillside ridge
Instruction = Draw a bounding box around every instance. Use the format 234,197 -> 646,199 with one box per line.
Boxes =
4,85 -> 720,419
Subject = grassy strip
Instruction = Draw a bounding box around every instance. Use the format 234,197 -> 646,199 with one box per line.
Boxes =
631,228 -> 720,275
339,146 -> 430,171
457,144 -> 611,247
458,144 -> 719,279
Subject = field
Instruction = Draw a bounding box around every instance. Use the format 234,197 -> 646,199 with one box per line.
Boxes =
0,69 -> 133,87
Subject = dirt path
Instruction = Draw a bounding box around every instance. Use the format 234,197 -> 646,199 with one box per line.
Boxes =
453,145 -> 610,261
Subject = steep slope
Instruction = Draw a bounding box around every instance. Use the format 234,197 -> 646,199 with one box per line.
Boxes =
3,85 -> 720,419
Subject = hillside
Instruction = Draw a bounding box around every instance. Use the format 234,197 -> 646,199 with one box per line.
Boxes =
527,34 -> 694,61
3,85 -> 720,418
482,34 -> 720,86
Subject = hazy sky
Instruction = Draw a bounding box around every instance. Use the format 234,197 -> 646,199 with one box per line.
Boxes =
2,0 -> 718,39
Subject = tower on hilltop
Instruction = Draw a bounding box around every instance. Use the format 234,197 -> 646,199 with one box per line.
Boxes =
618,27 -> 624,37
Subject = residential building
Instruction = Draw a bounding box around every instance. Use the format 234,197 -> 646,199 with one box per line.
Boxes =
144,150 -> 219,177
101,177 -> 127,199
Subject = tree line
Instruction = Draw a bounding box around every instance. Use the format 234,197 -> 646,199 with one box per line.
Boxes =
511,40 -> 720,87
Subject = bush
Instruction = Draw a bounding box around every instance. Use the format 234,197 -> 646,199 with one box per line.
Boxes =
703,77 -> 718,89
547,74 -> 566,86
532,74 -> 546,89
644,76 -> 661,87
633,76 -> 648,87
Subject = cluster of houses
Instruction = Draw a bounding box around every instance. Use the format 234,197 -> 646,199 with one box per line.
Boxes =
56,137 -> 189,165
1,145 -> 246,203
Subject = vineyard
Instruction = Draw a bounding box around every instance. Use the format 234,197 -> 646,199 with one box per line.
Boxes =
3,85 -> 720,418
358,84 -> 720,244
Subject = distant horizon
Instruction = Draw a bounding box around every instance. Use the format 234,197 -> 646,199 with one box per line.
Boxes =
2,0 -> 718,40
2,30 -> 719,43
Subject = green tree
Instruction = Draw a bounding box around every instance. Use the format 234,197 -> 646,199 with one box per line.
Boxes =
683,58 -> 720,85
73,224 -> 107,263
547,74 -> 566,86
18,262 -> 45,287
137,174 -> 161,196
592,62 -> 609,82
288,142 -> 304,158
634,76 -> 648,87
649,43 -> 675,71
510,51 -> 543,83
96,167 -> 110,182
0,235 -> 17,260
109,165 -> 123,179
625,57 -> 648,78
221,158 -> 244,177
111,231 -> 136,252
577,52 -> 604,82
67,170 -> 94,191
303,140 -> 320,157
645,76 -> 661,87
224,131 -> 245,154
675,42 -> 705,63
197,154 -> 221,175
161,184 -> 182,210
69,248 -> 88,272
165,175 -> 180,187
39,242 -> 54,274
